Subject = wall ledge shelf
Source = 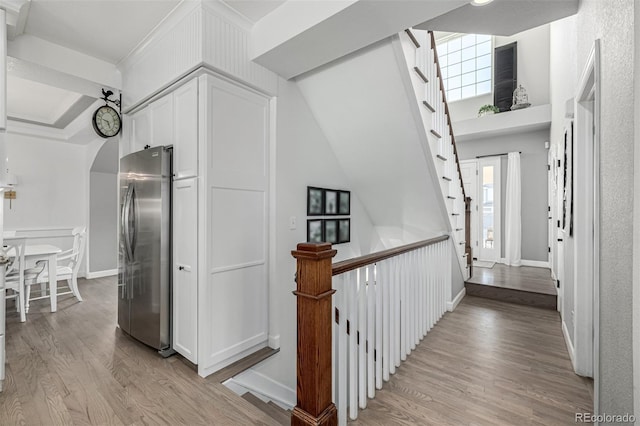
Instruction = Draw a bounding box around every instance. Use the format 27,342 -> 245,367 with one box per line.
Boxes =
453,104 -> 551,142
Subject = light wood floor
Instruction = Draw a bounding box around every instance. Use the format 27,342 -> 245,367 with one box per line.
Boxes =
467,264 -> 557,295
351,296 -> 593,425
0,276 -> 283,426
1,277 -> 591,425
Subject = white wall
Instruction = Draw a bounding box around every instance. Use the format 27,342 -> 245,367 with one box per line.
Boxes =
457,129 -> 550,263
549,15 -> 577,351
3,132 -> 89,274
449,24 -> 551,122
575,0 -> 634,416
251,77 -> 378,399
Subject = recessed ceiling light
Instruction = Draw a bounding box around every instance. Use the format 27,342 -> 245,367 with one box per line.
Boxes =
470,0 -> 494,6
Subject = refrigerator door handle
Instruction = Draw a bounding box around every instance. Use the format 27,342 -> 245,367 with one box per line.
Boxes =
123,183 -> 135,262
130,185 -> 138,258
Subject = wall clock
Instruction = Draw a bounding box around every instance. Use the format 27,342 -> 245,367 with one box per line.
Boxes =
92,89 -> 122,138
92,105 -> 121,138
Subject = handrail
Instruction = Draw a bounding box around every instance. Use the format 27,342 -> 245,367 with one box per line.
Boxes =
332,235 -> 449,276
428,31 -> 466,200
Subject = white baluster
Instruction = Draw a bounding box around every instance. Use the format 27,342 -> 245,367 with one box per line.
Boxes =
335,275 -> 348,426
381,259 -> 390,381
375,264 -> 383,389
366,265 -> 375,399
358,268 -> 367,409
394,255 -> 402,367
400,253 -> 408,361
348,270 -> 358,420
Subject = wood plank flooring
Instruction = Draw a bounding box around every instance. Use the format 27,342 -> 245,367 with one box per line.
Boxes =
467,264 -> 557,295
0,276 -> 283,426
2,276 -> 591,425
350,296 -> 593,425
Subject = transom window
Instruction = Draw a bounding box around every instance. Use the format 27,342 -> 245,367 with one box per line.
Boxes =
436,34 -> 492,102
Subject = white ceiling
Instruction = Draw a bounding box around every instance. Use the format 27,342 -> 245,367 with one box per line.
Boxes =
23,0 -> 181,64
220,0 -> 285,23
7,75 -> 82,124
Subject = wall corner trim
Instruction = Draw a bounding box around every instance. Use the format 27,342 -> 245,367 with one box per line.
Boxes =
447,287 -> 466,312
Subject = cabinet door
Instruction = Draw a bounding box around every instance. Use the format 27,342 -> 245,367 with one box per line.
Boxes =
131,106 -> 152,153
173,178 -> 198,363
173,79 -> 198,179
150,94 -> 174,148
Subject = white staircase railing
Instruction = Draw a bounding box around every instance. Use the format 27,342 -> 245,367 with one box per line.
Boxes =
400,29 -> 471,280
331,236 -> 450,424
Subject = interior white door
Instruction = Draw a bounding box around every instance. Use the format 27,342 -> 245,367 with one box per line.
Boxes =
173,178 -> 198,363
460,160 -> 478,258
477,157 -> 501,261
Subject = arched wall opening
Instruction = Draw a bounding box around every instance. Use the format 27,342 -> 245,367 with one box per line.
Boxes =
89,138 -> 119,274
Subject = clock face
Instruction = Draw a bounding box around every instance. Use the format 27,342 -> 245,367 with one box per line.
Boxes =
92,105 -> 121,138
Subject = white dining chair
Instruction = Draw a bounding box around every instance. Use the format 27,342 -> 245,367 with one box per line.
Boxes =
4,238 -> 27,322
24,227 -> 86,311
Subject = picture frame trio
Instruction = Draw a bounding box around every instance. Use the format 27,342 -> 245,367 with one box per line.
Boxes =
306,186 -> 351,244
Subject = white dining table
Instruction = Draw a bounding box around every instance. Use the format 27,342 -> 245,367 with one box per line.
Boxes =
6,243 -> 62,312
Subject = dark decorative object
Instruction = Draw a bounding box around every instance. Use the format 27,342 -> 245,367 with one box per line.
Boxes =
324,190 -> 338,215
493,42 -> 517,113
324,220 -> 338,244
338,219 -> 350,243
307,187 -> 324,216
92,88 -> 122,138
338,190 -> 350,215
307,220 -> 323,243
510,84 -> 531,110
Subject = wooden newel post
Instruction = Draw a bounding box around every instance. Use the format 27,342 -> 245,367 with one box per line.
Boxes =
291,243 -> 338,426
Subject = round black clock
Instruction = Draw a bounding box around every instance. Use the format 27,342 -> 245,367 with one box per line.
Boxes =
92,105 -> 121,138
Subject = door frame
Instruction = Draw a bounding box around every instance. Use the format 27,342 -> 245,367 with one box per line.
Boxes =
477,156 -> 502,262
460,157 -> 502,262
573,40 -> 599,389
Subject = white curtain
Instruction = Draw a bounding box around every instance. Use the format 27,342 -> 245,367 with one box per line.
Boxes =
504,152 -> 522,266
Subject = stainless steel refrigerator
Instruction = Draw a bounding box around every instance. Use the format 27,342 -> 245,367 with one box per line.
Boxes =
118,146 -> 173,355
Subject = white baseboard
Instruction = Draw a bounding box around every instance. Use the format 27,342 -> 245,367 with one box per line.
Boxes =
562,320 -> 577,371
498,259 -> 550,269
268,334 -> 280,349
520,260 -> 550,268
86,269 -> 118,279
447,288 -> 466,312
229,369 -> 296,410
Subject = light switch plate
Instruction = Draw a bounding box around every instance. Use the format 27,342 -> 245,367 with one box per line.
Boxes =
289,216 -> 297,230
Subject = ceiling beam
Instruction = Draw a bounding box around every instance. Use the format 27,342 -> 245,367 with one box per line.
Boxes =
251,0 -> 467,79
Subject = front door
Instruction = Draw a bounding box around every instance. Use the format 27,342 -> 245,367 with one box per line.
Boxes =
477,157 -> 501,261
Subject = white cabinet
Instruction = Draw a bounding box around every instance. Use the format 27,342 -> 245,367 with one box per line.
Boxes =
130,106 -> 152,153
173,178 -> 198,363
173,79 -> 198,179
150,94 -> 174,148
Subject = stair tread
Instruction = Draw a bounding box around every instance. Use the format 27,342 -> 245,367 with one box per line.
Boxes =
430,129 -> 442,139
442,176 -> 452,182
405,29 -> 420,48
436,154 -> 447,161
210,347 -> 280,382
423,100 -> 436,113
447,196 -> 456,199
414,67 -> 428,83
242,393 -> 290,425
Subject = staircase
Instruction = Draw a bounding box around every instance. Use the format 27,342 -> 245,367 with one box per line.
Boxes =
291,28 -> 473,425
398,28 -> 471,280
296,28 -> 470,281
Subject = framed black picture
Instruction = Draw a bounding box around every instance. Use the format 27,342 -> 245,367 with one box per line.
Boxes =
338,219 -> 350,243
307,187 -> 324,216
324,190 -> 338,215
307,219 -> 323,243
324,219 -> 338,244
338,190 -> 350,215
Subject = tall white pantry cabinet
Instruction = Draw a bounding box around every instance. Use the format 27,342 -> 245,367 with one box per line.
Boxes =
124,72 -> 271,377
